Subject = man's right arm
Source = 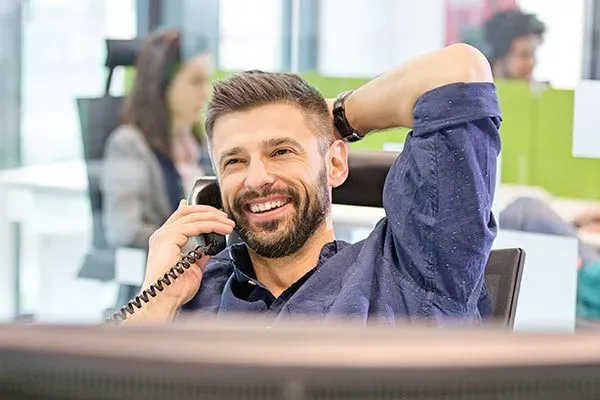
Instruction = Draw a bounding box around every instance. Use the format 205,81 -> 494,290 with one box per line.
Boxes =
119,201 -> 235,324
120,297 -> 180,324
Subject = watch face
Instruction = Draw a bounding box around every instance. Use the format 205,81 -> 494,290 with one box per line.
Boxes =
333,90 -> 362,142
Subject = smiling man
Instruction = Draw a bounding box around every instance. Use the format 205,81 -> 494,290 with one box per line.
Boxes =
123,43 -> 501,326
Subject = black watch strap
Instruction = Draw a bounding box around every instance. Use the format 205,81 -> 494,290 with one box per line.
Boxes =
332,90 -> 363,142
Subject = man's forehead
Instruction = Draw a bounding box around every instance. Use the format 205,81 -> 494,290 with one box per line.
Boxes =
210,104 -> 318,153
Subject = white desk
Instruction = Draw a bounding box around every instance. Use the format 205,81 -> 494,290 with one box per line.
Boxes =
0,162 -> 117,323
0,161 -> 579,330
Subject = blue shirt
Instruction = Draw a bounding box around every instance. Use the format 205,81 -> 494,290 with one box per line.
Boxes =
183,82 -> 502,326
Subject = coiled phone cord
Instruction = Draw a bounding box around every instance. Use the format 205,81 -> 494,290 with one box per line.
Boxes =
106,244 -> 208,324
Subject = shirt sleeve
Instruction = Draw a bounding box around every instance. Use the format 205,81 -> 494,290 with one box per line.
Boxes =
382,82 -> 502,314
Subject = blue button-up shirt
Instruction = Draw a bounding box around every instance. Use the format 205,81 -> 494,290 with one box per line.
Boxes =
183,82 -> 502,326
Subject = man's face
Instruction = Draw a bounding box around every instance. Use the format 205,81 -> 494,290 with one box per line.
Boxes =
210,103 -> 335,258
502,34 -> 541,81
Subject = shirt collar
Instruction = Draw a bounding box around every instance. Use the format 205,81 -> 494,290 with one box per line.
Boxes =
228,240 -> 343,285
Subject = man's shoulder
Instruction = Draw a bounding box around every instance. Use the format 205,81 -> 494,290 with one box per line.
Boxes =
187,248 -> 234,310
204,247 -> 235,275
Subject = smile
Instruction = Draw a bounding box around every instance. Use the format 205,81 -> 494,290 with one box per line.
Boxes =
247,198 -> 291,214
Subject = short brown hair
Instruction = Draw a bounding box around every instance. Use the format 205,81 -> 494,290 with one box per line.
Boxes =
205,70 -> 333,148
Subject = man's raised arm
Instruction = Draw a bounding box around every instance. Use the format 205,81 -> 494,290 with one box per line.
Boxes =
343,43 -> 493,133
339,43 -> 501,317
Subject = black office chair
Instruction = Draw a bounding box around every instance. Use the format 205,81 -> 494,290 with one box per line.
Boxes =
189,150 -> 526,327
76,39 -> 142,287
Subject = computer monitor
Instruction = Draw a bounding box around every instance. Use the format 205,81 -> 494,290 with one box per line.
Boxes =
1,319 -> 600,400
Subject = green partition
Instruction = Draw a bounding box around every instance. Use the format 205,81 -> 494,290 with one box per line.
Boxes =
495,80 -> 537,185
533,89 -> 600,200
301,72 -> 410,149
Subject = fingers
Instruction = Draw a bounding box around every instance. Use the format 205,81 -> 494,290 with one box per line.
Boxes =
177,220 -> 235,237
151,219 -> 234,248
165,200 -> 229,225
175,211 -> 235,228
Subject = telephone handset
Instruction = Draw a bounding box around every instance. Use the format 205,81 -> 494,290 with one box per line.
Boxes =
186,178 -> 228,253
106,178 -> 227,323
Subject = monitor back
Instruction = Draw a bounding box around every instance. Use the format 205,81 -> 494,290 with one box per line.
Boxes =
1,321 -> 600,400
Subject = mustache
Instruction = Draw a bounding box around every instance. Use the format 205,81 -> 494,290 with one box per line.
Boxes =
233,186 -> 300,211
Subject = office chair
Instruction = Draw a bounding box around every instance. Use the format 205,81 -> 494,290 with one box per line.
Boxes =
189,150 -> 526,327
76,39 -> 142,291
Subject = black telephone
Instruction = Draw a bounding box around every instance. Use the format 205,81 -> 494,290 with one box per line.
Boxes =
107,178 -> 228,323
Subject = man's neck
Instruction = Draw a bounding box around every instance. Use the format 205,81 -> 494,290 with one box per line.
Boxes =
248,217 -> 335,298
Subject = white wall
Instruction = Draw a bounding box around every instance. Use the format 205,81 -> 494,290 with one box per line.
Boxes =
218,0 -> 283,71
20,0 -> 136,166
317,0 -> 445,77
518,0 -> 585,89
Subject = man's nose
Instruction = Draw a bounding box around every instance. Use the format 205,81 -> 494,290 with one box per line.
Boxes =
244,156 -> 274,190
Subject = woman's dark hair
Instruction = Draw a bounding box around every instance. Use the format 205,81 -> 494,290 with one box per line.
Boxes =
123,29 -> 204,157
483,9 -> 545,61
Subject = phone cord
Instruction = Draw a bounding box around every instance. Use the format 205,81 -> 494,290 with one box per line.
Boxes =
106,245 -> 208,324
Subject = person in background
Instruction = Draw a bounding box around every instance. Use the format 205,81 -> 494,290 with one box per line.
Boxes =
101,29 -> 212,303
472,9 -> 598,259
500,197 -> 600,268
479,9 -> 600,320
482,9 -> 545,82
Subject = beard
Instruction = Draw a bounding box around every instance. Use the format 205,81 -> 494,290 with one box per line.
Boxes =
225,167 -> 330,258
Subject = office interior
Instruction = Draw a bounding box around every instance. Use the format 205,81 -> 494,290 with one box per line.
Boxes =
0,0 -> 598,324
2,0 -> 600,397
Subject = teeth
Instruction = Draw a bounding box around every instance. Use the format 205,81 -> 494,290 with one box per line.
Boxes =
249,200 -> 287,213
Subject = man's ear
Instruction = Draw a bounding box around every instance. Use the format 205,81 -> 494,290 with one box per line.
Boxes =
327,139 -> 349,188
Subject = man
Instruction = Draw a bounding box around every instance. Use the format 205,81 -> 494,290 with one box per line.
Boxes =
124,43 -> 501,326
482,9 -> 545,82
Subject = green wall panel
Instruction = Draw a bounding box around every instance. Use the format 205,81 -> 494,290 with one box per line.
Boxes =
533,89 -> 600,200
495,80 -> 537,185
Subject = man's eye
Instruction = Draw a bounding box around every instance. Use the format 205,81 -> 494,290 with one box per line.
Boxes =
224,158 -> 240,166
273,148 -> 292,157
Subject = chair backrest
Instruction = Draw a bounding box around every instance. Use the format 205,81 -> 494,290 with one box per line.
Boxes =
77,38 -> 142,249
189,150 -> 527,326
77,95 -> 125,248
483,248 -> 525,327
332,150 -> 397,207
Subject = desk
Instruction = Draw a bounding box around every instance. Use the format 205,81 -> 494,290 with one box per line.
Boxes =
499,184 -> 600,247
0,162 -> 579,329
0,162 -> 118,322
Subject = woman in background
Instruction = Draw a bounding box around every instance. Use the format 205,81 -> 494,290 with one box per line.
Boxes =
102,28 -> 212,251
101,29 -> 212,304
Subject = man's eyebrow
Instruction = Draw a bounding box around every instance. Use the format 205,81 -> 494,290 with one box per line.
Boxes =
265,137 -> 304,149
219,146 -> 245,163
219,138 -> 305,163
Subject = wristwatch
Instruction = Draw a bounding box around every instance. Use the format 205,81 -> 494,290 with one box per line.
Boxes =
332,90 -> 363,142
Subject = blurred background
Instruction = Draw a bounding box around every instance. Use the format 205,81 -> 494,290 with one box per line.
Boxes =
0,0 -> 599,328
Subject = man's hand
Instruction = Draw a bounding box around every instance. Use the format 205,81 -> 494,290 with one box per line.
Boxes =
125,201 -> 235,323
